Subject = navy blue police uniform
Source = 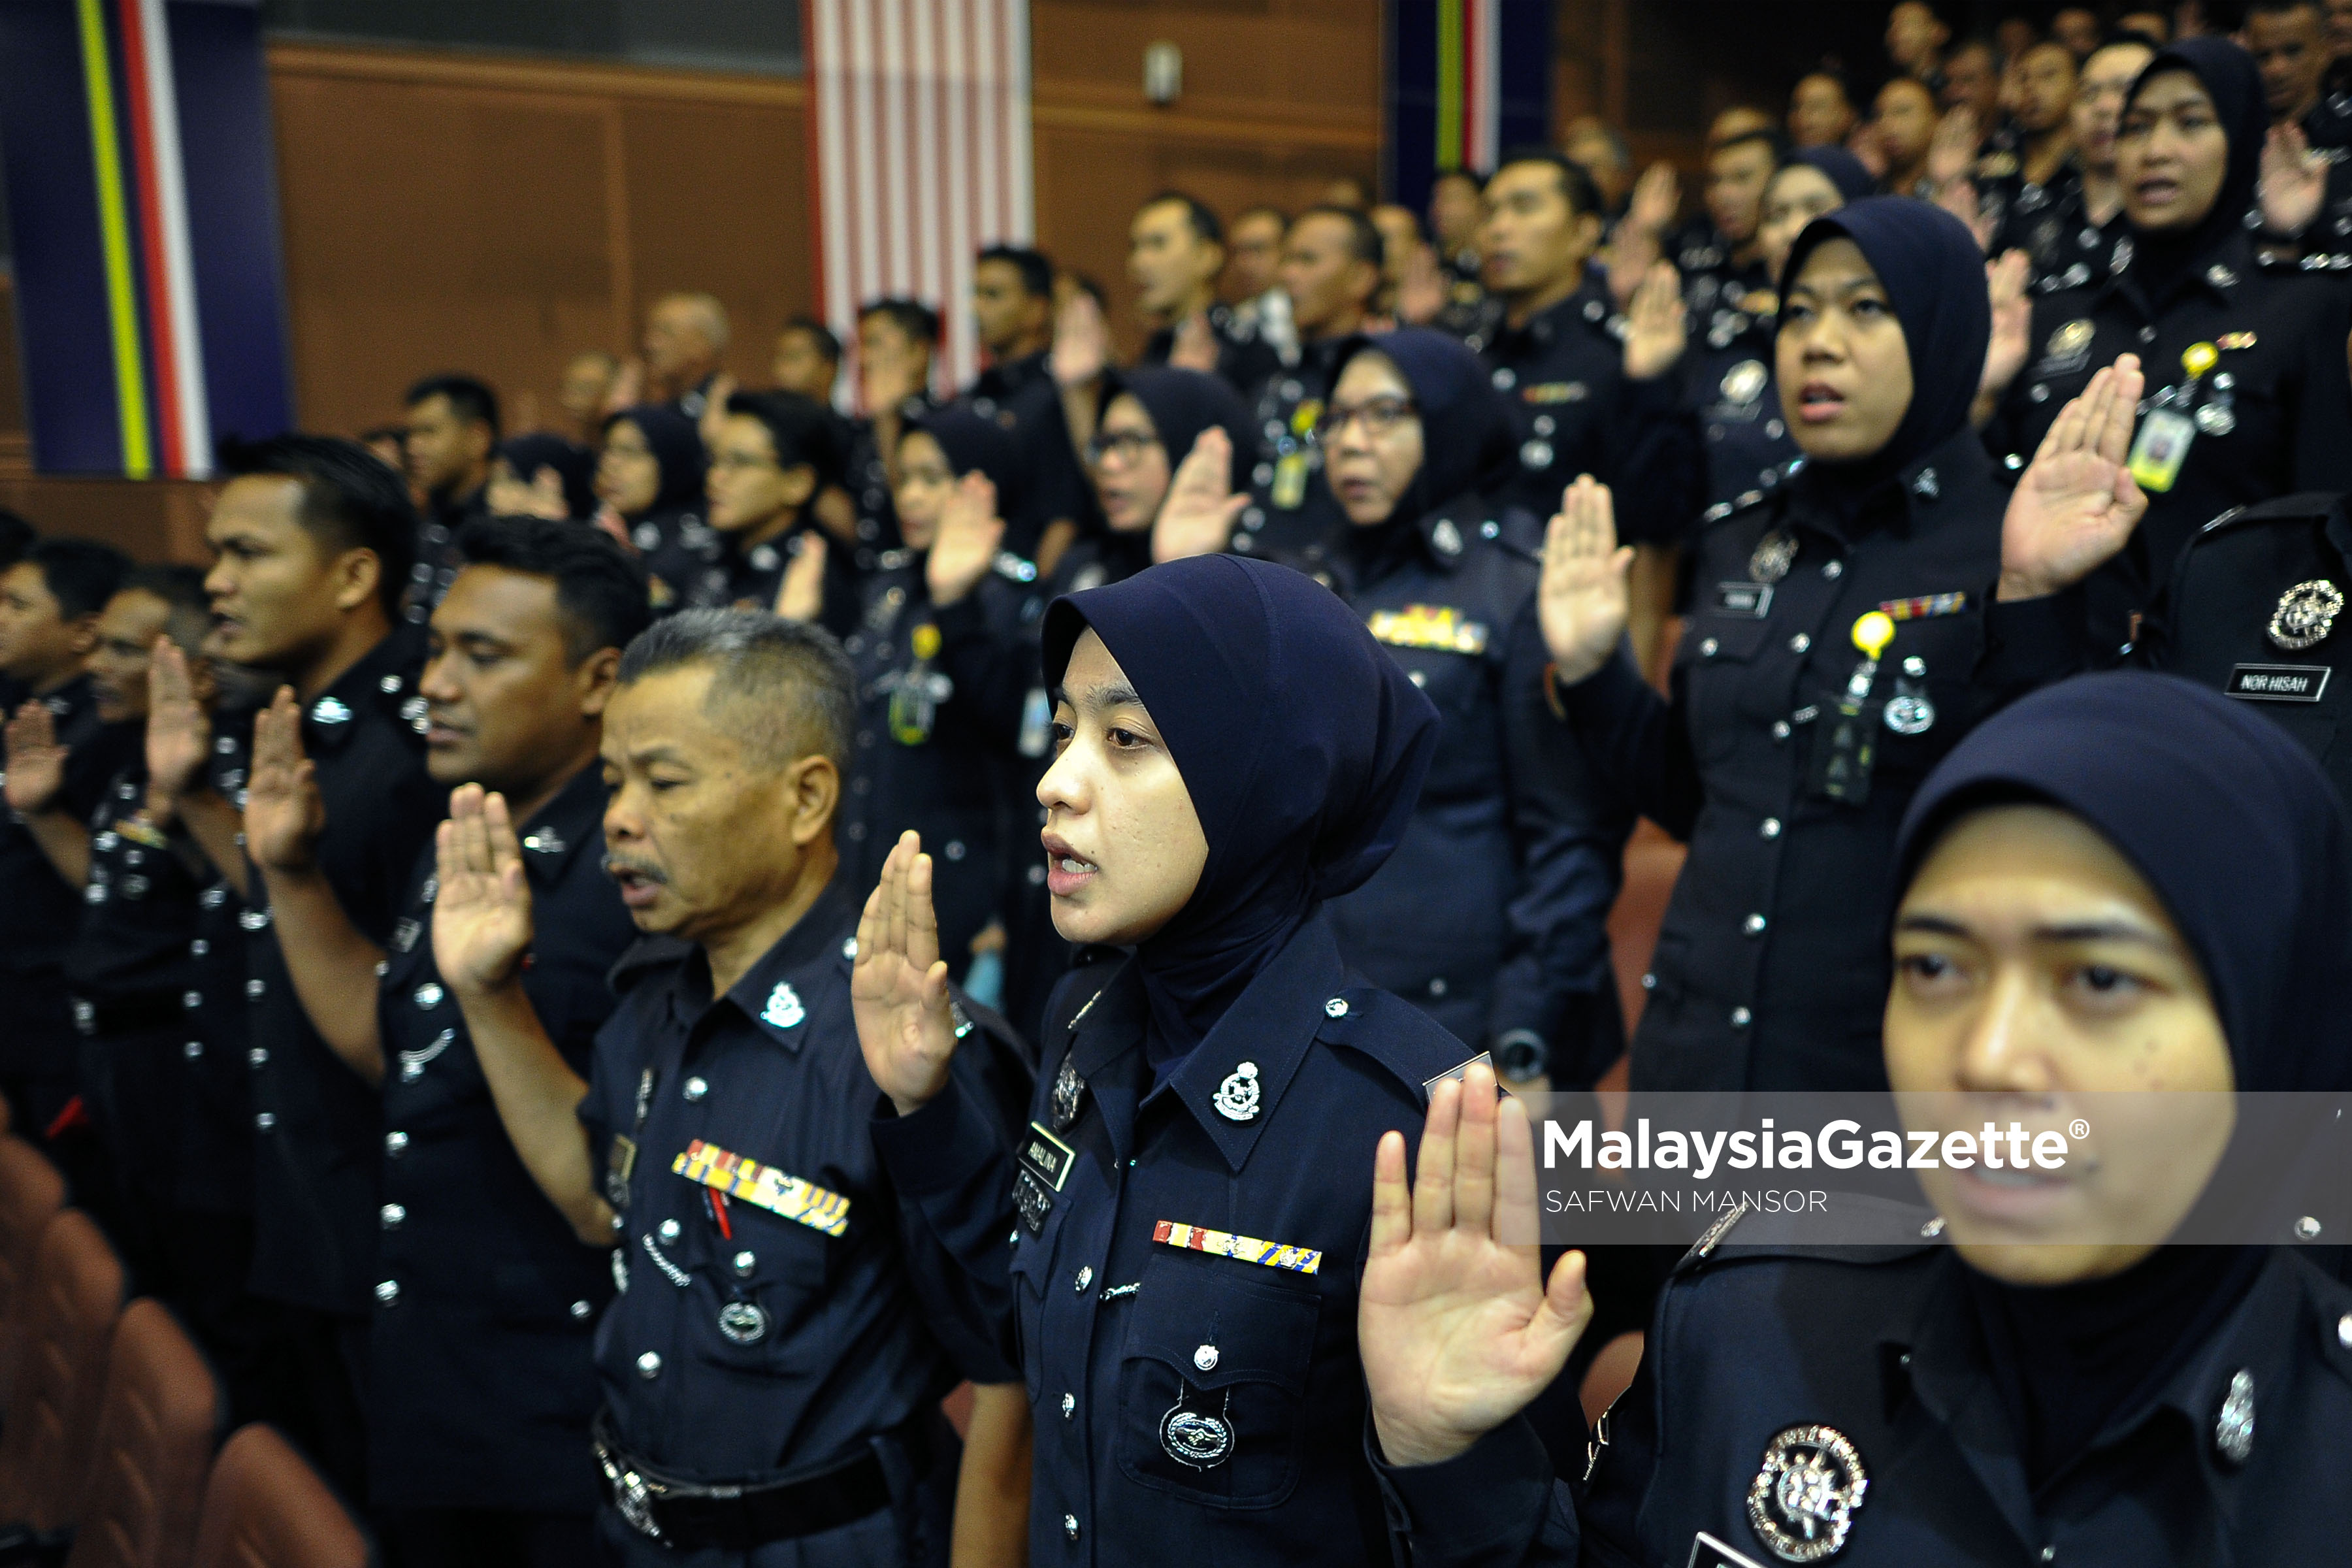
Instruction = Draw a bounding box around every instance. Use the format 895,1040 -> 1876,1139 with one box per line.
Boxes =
580,874 -> 1027,1563
968,353 -> 1093,563
1982,157 -> 2132,295
1233,337 -> 1352,569
1140,302 -> 1281,400
367,762 -> 635,1540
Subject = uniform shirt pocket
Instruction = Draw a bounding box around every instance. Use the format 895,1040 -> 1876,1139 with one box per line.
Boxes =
1682,613 -> 1782,767
1115,1250 -> 1319,1509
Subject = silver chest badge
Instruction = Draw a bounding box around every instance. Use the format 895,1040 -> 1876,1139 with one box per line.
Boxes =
1720,358 -> 1769,408
2268,580 -> 2344,651
1050,1057 -> 1086,1132
2213,1368 -> 2255,1465
1160,1400 -> 1234,1469
1212,1061 -> 1262,1122
1749,531 -> 1797,585
717,1299 -> 771,1345
760,982 -> 805,1030
1746,1424 -> 1869,1562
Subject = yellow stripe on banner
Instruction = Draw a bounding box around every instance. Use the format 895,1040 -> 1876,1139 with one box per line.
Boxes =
1435,0 -> 1463,169
75,0 -> 152,478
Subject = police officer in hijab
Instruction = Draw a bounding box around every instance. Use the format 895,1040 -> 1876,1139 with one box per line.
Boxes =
1313,327 -> 1630,1088
1982,37 -> 2352,654
1364,670 -> 2352,1567
596,405 -> 711,610
854,555 -> 1480,1565
1541,197 -> 2125,1094
488,433 -> 598,522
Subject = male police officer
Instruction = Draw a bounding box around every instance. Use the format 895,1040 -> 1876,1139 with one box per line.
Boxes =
444,610 -> 1028,1562
148,435 -> 444,1498
1131,191 -> 1280,396
968,244 -> 1090,568
243,517 -> 649,1564
402,374 -> 499,619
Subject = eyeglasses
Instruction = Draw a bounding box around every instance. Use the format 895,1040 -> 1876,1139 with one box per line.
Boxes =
709,451 -> 780,474
1313,396 -> 1418,445
1087,430 -> 1163,465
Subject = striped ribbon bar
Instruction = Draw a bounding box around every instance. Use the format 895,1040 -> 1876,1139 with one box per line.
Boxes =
1153,1218 -> 1322,1275
673,1139 -> 853,1238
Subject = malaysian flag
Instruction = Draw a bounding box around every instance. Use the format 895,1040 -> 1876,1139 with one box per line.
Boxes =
807,0 -> 1034,400
1388,0 -> 1552,220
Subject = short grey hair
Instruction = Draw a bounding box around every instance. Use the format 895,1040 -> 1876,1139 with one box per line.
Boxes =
616,608 -> 853,770
656,291 -> 732,354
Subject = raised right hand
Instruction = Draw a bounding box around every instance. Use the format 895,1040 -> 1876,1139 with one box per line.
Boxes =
1626,161 -> 1680,239
144,638 -> 212,806
2261,122 -> 2327,238
852,831 -> 960,1117
774,533 -> 828,622
1999,355 -> 2148,601
1151,427 -> 1250,563
243,687 -> 325,873
3,702 -> 67,815
1052,289 -> 1110,389
433,784 -> 537,994
1537,476 -> 1634,685
1620,261 -> 1687,382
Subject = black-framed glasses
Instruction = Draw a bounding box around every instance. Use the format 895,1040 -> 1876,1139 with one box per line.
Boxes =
1086,429 -> 1163,465
1313,396 -> 1418,445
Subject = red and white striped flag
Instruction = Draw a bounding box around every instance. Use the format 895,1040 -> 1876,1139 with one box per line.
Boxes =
808,0 -> 1034,400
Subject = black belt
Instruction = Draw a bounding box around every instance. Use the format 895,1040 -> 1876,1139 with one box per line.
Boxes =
71,991 -> 186,1037
592,1407 -> 900,1550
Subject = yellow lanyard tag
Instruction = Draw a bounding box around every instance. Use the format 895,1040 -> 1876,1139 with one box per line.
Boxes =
2127,408 -> 2196,493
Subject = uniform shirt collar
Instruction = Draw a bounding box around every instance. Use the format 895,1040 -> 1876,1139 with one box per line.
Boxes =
974,348 -> 1051,398
1505,275 -> 1617,350
670,874 -> 857,1052
301,627 -> 423,752
2102,227 -> 2255,318
1158,911 -> 1350,1172
512,762 -> 607,888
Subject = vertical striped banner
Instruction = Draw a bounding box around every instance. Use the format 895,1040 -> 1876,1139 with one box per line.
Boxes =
1388,0 -> 1552,220
807,0 -> 1033,400
0,0 -> 291,478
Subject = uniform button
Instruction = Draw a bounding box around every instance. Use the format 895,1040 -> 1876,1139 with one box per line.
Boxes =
683,1077 -> 708,1101
1730,1007 -> 1752,1027
2029,383 -> 2050,403
943,840 -> 966,860
380,1203 -> 405,1229
636,1351 -> 662,1380
374,1279 -> 400,1305
570,1299 -> 593,1320
255,1112 -> 276,1131
1062,1515 -> 1079,1542
2040,1550 -> 2055,1563
1821,561 -> 1842,580
847,822 -> 867,841
183,990 -> 202,1009
1428,977 -> 1448,997
1060,1392 -> 1075,1418
1788,632 -> 1810,654
1699,637 -> 1720,657
189,939 -> 208,956
1771,721 -> 1791,740
1073,1266 -> 1094,1292
734,1250 -> 757,1276
385,1131 -> 410,1156
1325,997 -> 1348,1017
1742,914 -> 1767,936
245,978 -> 265,998
248,1047 -> 267,1068
659,1218 -> 681,1243
183,1041 -> 203,1060
1760,817 -> 1782,838
2338,1313 -> 2352,1349
2295,1215 -> 2323,1239
1194,1343 -> 1219,1371
2137,325 -> 2157,344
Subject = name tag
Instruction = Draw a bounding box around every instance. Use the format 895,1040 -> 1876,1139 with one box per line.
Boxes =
1686,1532 -> 1768,1568
1367,604 -> 1489,655
672,1139 -> 851,1237
2226,662 -> 2330,702
1019,1122 -> 1075,1192
1710,581 -> 1773,619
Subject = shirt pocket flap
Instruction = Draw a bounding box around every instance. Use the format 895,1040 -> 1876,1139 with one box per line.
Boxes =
1124,1255 -> 1318,1396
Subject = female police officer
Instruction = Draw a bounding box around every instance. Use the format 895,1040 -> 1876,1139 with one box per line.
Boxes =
1982,36 -> 2352,654
1312,328 -> 1629,1089
1363,670 -> 2352,1566
1537,197 -> 2131,1094
851,553 -> 1483,1565
596,404 -> 710,608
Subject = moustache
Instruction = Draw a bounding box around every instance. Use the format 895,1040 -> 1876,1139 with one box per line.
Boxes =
601,857 -> 669,886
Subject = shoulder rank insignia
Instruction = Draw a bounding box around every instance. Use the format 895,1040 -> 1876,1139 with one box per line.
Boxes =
1152,1219 -> 1320,1275
672,1139 -> 850,1237
1367,604 -> 1489,656
1747,1424 -> 1869,1562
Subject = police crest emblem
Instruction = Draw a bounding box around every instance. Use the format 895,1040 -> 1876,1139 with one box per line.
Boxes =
760,981 -> 805,1030
1746,1424 -> 1869,1562
2268,580 -> 2344,651
1211,1061 -> 1262,1122
1720,359 -> 1769,408
1160,1399 -> 1234,1469
1748,531 -> 1798,585
1050,1057 -> 1085,1131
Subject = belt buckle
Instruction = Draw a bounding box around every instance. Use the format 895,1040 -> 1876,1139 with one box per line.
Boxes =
597,1441 -> 665,1541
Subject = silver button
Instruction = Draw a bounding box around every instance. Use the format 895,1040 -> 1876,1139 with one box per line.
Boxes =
1194,1343 -> 1219,1371
1730,1007 -> 1752,1027
1921,1216 -> 1946,1237
414,982 -> 443,1009
2295,1215 -> 2323,1239
1902,656 -> 1926,678
2338,1313 -> 2351,1349
570,1299 -> 593,1320
1074,1266 -> 1094,1292
1760,817 -> 1782,838
374,1279 -> 400,1305
380,1203 -> 405,1229
683,1077 -> 708,1102
1060,1392 -> 1075,1418
1324,997 -> 1348,1017
1742,914 -> 1767,936
183,990 -> 202,1009
1428,977 -> 1448,997
183,1041 -> 202,1060
189,939 -> 208,957
245,978 -> 265,998
659,1218 -> 681,1243
2138,325 -> 2157,344
248,1047 -> 268,1068
1700,637 -> 1720,656
2040,1549 -> 2055,1563
255,1112 -> 276,1130
1063,1514 -> 1079,1541
734,1250 -> 757,1276
385,1131 -> 410,1156
636,1351 -> 662,1380
1788,632 -> 1810,654
1821,560 -> 1843,580
1771,721 -> 1791,740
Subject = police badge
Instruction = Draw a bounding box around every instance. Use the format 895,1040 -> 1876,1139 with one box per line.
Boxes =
1748,531 -> 1798,585
1049,1057 -> 1086,1132
2268,580 -> 2344,651
760,981 -> 806,1030
1212,1061 -> 1262,1122
1160,1397 -> 1234,1469
1746,1425 -> 1869,1563
1720,359 -> 1769,409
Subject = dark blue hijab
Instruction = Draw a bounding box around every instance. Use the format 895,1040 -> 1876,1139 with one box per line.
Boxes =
604,404 -> 707,515
2122,38 -> 2268,306
495,433 -> 596,520
1328,327 -> 1516,525
1102,368 -> 1254,494
1782,146 -> 1878,204
1042,555 -> 1442,1068
1778,196 -> 1990,510
906,403 -> 1041,548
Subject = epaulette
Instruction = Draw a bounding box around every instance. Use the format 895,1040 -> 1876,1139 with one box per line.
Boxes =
1697,471 -> 1792,531
2274,249 -> 2352,272
1669,1194 -> 1946,1278
1313,987 -> 1471,1107
992,551 -> 1039,583
2195,493 -> 2342,538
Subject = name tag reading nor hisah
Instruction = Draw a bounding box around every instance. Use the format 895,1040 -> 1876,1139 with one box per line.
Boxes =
2227,663 -> 2330,702
1685,1531 -> 1767,1568
1710,581 -> 1773,618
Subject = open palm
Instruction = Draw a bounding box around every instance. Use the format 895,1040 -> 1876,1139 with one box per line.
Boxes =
2000,356 -> 2148,602
851,831 -> 959,1115
144,640 -> 211,802
1537,476 -> 1634,685
925,472 -> 1005,606
433,784 -> 536,993
3,702 -> 67,815
1151,427 -> 1250,563
243,688 -> 325,872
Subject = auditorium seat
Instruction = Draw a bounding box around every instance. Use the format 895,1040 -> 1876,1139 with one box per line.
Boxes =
0,1211 -> 127,1539
186,1426 -> 368,1568
0,1138 -> 67,1412
64,1300 -> 225,1568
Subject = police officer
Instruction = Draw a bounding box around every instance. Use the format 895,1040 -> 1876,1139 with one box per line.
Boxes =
1976,42 -> 2087,285
400,375 -> 499,621
1307,329 -> 1629,1088
1982,39 -> 2352,655
1130,191 -> 1280,396
446,610 -> 1027,1563
1233,204 -> 1383,570
789,408 -> 1040,981
0,538 -> 135,1138
1364,673 -> 2352,1567
1536,199 -> 2140,1094
157,436 -> 444,1498
596,404 -> 711,612
855,553 -> 1473,1566
841,299 -> 949,580
245,518 -> 650,1562
968,245 -> 1090,570
1993,33 -> 2159,297
1467,150 -> 1697,549
692,390 -> 840,614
